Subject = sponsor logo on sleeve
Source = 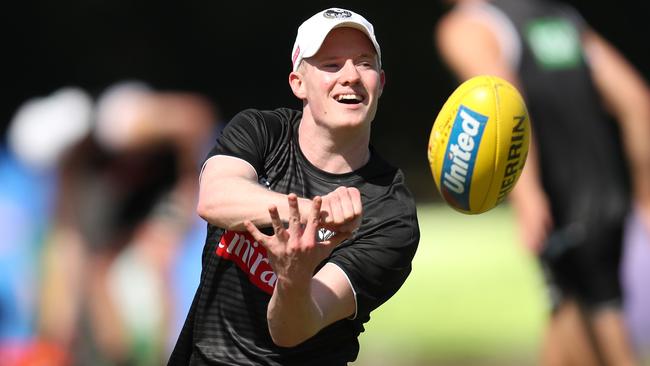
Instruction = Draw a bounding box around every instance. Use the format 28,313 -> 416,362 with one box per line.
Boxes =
216,230 -> 276,294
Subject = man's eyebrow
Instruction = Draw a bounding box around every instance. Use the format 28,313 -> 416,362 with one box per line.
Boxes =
317,53 -> 376,62
357,53 -> 376,59
317,55 -> 342,62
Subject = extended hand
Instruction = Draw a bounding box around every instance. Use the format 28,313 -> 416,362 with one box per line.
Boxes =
244,194 -> 349,289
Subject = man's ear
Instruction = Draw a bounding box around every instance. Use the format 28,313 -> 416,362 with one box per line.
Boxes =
378,69 -> 386,98
289,71 -> 307,99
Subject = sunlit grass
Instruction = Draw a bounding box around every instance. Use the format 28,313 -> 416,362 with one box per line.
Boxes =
354,203 -> 548,366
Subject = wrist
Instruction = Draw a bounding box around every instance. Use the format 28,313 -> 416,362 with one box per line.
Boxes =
276,273 -> 311,295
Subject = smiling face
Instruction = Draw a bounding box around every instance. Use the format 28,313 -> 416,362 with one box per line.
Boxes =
289,27 -> 385,131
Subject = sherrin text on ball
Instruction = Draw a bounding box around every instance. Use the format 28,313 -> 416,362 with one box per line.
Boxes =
428,75 -> 530,214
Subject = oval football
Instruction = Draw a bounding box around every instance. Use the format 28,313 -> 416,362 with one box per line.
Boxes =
427,75 -> 530,214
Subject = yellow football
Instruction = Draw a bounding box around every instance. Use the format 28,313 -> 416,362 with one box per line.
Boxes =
427,75 -> 530,214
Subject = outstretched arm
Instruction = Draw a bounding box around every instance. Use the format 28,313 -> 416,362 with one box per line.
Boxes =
197,156 -> 362,232
584,30 -> 650,230
244,194 -> 357,347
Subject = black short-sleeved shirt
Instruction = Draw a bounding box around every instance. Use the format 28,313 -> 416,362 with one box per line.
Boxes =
169,108 -> 419,365
489,0 -> 631,227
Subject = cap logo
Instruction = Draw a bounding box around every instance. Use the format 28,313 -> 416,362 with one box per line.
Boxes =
323,8 -> 352,19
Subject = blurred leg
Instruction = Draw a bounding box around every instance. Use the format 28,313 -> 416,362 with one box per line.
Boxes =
87,250 -> 130,364
38,228 -> 87,355
541,300 -> 602,366
540,315 -> 566,366
591,307 -> 638,366
132,219 -> 185,362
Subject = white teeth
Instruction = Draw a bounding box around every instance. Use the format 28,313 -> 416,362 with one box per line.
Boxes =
336,94 -> 361,101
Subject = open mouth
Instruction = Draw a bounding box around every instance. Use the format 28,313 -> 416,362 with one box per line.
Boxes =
335,94 -> 364,105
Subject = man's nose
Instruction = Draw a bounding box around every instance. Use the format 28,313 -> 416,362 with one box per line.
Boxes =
339,60 -> 361,85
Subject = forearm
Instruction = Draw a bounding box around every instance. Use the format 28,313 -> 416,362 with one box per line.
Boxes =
584,30 -> 650,220
267,279 -> 323,347
129,93 -> 213,147
510,136 -> 544,205
508,137 -> 553,253
621,112 -> 650,224
197,176 -> 311,230
630,134 -> 650,230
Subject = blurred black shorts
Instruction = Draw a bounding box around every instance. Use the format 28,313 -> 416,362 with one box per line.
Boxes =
540,220 -> 624,311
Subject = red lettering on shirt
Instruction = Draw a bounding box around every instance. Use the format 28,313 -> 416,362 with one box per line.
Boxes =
216,230 -> 276,294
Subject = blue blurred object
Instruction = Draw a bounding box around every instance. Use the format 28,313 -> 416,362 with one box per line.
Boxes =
167,217 -> 204,355
0,148 -> 56,341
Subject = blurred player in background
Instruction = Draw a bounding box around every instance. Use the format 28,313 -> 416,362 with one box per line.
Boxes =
30,82 -> 217,365
0,87 -> 92,365
436,0 -> 650,365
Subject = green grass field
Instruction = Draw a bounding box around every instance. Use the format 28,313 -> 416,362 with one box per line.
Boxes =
353,203 -> 549,366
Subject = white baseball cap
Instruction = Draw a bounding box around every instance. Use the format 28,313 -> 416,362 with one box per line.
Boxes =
8,87 -> 93,170
291,8 -> 381,72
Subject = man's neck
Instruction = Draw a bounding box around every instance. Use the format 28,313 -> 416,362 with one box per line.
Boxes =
298,119 -> 371,174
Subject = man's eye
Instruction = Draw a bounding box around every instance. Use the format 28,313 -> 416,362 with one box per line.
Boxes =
358,59 -> 376,68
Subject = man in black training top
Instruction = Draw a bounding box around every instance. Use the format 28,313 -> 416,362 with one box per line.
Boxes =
437,0 -> 650,365
169,7 -> 420,365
